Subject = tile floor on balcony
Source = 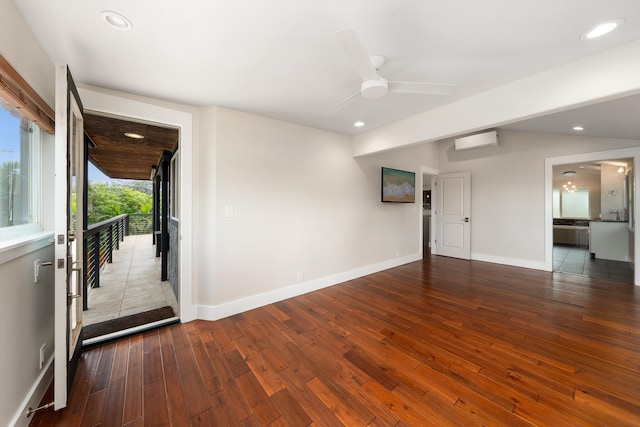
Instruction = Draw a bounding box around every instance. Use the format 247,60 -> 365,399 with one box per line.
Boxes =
83,234 -> 178,326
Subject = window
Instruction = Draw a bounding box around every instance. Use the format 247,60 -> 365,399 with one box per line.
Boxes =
552,188 -> 561,218
0,98 -> 41,240
553,187 -> 590,219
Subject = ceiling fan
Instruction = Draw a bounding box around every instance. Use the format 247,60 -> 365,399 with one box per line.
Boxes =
329,28 -> 458,112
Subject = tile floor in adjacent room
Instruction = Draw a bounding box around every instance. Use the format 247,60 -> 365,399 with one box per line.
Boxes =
83,234 -> 178,326
553,245 -> 634,283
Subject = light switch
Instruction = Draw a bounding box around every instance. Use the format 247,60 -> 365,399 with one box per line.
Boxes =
224,205 -> 234,217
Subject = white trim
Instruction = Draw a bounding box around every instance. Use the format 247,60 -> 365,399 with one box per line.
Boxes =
197,253 -> 421,321
544,147 -> 640,285
77,86 -> 197,321
9,354 -> 54,427
471,252 -> 547,272
0,231 -> 52,264
420,166 -> 439,254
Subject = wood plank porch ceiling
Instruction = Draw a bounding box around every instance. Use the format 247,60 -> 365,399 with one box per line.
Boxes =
84,114 -> 178,181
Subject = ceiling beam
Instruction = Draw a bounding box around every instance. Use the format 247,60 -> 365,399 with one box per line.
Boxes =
352,40 -> 640,157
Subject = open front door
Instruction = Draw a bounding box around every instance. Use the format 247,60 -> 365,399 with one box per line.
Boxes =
436,172 -> 471,259
54,64 -> 85,409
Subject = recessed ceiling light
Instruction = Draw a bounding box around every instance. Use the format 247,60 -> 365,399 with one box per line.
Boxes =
101,11 -> 133,31
580,18 -> 625,40
124,132 -> 144,139
354,121 -> 365,127
572,126 -> 585,131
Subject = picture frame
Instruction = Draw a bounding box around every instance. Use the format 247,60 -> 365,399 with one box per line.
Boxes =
381,167 -> 416,203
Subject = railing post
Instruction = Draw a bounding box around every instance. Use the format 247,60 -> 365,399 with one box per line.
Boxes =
125,215 -> 130,236
107,224 -> 113,263
114,220 -> 120,250
92,233 -> 101,289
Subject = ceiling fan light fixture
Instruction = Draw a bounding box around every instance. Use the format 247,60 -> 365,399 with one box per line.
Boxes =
580,18 -> 625,40
124,132 -> 144,140
563,171 -> 576,177
101,11 -> 133,31
361,78 -> 389,99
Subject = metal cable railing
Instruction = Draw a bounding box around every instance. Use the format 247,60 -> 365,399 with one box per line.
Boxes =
82,213 -> 152,309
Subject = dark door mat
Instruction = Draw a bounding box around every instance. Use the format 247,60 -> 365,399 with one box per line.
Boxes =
84,306 -> 175,339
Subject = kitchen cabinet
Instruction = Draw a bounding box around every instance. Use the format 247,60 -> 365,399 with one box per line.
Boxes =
589,221 -> 630,262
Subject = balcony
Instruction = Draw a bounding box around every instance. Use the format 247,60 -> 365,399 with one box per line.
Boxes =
81,213 -> 178,337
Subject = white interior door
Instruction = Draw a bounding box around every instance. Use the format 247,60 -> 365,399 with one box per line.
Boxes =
54,64 -> 85,410
436,172 -> 471,259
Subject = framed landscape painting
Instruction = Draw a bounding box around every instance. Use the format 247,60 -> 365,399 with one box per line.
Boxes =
381,167 -> 415,203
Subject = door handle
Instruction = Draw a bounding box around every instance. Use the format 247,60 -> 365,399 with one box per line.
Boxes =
40,261 -> 54,267
67,266 -> 83,305
464,217 -> 469,222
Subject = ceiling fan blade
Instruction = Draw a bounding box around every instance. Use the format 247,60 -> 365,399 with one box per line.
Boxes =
326,90 -> 361,114
389,81 -> 459,96
335,29 -> 379,82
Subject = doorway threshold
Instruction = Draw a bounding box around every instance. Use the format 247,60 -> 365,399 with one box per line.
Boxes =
83,316 -> 179,347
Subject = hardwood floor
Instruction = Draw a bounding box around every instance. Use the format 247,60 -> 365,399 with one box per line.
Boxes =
30,255 -> 640,426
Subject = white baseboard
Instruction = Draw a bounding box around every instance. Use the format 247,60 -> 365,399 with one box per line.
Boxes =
10,354 -> 54,427
471,252 -> 548,271
197,253 -> 421,321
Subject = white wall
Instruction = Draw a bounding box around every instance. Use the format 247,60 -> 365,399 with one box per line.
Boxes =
0,0 -> 57,425
196,107 -> 439,317
0,241 -> 55,427
437,130 -> 640,268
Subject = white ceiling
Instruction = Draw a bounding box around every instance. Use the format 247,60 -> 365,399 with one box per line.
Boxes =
12,0 -> 640,137
502,94 -> 640,140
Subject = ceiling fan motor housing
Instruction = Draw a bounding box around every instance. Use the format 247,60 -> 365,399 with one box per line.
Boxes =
361,78 -> 389,99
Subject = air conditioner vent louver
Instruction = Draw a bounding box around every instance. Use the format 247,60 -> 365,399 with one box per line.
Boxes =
454,131 -> 498,151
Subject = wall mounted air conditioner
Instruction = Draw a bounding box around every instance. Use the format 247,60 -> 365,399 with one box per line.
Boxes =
454,130 -> 498,151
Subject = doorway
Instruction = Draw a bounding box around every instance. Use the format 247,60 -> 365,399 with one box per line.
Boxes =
421,167 -> 438,258
552,159 -> 634,283
76,84 -> 195,323
422,173 -> 434,256
545,148 -> 640,285
79,113 -> 180,342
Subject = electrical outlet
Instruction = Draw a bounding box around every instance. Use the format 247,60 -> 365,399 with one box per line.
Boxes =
39,343 -> 46,369
224,205 -> 234,217
297,271 -> 304,282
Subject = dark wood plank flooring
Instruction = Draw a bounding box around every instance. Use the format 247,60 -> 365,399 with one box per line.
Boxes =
30,254 -> 640,426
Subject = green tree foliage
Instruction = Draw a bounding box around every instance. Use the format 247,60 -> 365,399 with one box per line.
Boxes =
87,183 -> 153,224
